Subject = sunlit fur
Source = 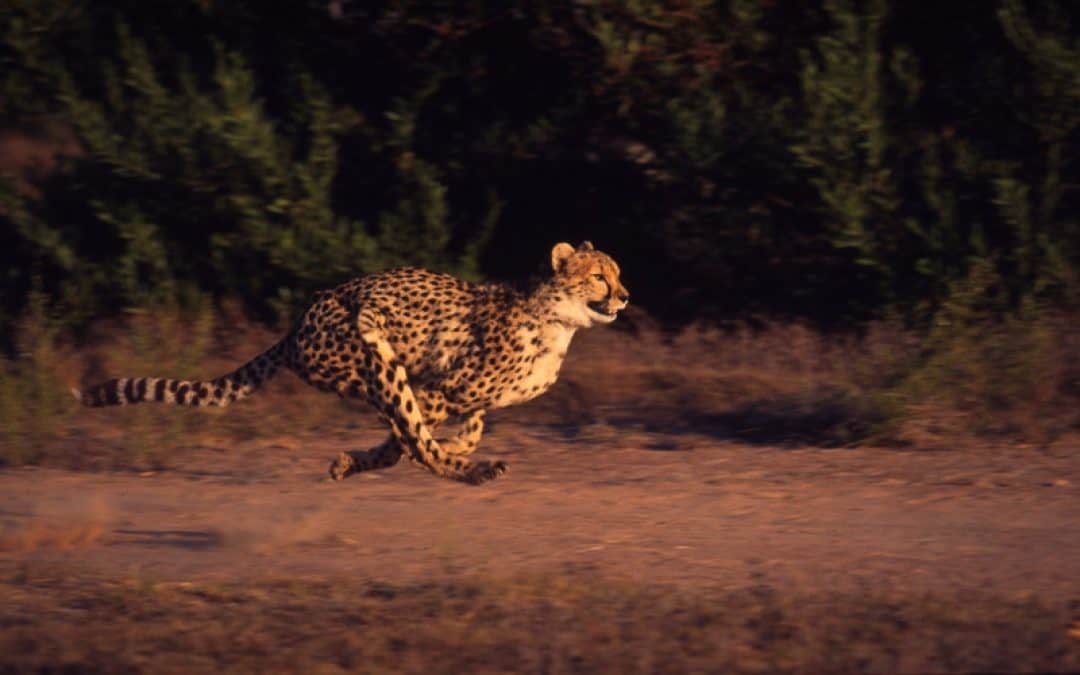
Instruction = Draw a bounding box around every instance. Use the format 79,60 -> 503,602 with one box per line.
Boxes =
76,242 -> 629,485
547,241 -> 629,327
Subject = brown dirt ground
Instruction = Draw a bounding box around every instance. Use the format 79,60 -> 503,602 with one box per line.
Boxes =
3,428 -> 1079,593
2,322 -> 1079,673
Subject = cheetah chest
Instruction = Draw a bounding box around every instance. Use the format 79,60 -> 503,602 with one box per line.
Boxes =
494,323 -> 576,408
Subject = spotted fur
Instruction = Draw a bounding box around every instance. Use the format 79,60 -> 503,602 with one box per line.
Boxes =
76,241 -> 629,484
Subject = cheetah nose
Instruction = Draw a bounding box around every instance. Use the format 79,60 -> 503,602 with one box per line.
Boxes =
617,291 -> 629,303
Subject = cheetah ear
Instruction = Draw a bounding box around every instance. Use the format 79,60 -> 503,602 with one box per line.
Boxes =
577,241 -> 594,251
551,242 -> 575,274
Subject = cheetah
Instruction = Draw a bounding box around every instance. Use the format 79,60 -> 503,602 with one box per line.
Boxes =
75,241 -> 629,484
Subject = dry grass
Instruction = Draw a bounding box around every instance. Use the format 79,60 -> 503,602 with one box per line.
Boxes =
1,301 -> 1077,470
0,299 -> 384,470
526,310 -> 912,448
538,306 -> 1078,448
1,562 -> 1077,674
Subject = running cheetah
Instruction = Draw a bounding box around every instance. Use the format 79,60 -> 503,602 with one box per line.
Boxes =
75,241 -> 629,484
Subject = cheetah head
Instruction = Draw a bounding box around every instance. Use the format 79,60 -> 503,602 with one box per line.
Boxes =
549,241 -> 629,327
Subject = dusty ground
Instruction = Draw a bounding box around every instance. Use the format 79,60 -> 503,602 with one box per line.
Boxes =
4,426 -> 1080,592
2,423 -> 1079,673
2,322 -> 1079,672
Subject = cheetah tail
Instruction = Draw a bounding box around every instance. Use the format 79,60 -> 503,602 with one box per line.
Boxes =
74,339 -> 290,408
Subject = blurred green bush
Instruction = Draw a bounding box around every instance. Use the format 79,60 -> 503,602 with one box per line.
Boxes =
0,0 -> 1076,334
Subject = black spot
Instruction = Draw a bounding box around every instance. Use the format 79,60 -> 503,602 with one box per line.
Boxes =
136,378 -> 147,401
169,380 -> 179,393
177,384 -> 189,400
104,380 -> 120,405
154,379 -> 166,401
124,378 -> 136,403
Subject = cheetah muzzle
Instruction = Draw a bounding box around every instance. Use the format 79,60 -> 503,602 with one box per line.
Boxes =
75,241 -> 628,485
587,300 -> 620,322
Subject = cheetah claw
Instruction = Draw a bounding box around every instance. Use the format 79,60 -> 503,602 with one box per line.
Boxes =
464,460 -> 508,485
329,451 -> 355,481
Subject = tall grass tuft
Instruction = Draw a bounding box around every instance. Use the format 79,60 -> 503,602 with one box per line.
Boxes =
0,290 -> 76,466
890,261 -> 1077,444
119,298 -> 217,468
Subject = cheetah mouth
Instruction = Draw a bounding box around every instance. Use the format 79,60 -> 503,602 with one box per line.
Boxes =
587,301 -> 619,322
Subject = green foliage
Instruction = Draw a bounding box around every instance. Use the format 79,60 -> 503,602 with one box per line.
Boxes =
789,0 -> 1078,316
0,0 -> 1077,333
49,27 -> 379,317
998,0 -> 1080,143
2,10 -> 486,330
0,0 -> 77,121
994,1 -> 1080,303
371,90 -> 453,271
793,0 -> 900,267
792,0 -> 951,308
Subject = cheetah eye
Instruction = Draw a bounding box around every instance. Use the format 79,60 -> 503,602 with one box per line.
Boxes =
592,274 -> 605,282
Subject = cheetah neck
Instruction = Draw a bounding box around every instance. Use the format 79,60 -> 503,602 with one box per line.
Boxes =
520,282 -> 583,358
489,282 -> 581,409
525,282 -> 591,330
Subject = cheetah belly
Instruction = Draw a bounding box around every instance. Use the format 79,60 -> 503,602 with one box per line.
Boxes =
494,325 -> 575,409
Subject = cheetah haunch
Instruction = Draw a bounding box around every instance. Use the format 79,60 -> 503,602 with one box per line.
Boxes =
75,241 -> 629,484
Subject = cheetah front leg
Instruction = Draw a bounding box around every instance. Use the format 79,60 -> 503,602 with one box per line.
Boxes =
328,436 -> 403,481
343,330 -> 506,485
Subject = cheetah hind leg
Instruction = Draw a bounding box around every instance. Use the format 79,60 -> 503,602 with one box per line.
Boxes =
328,436 -> 403,481
349,333 -> 506,485
438,410 -> 486,457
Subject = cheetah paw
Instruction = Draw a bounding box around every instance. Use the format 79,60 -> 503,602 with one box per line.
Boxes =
464,460 -> 508,485
329,452 -> 355,481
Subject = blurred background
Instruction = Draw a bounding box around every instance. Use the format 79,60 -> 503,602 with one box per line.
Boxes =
3,0 -> 1077,323
1,0 -> 1076,455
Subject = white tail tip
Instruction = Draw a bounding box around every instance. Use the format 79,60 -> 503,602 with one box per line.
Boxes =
71,387 -> 83,403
